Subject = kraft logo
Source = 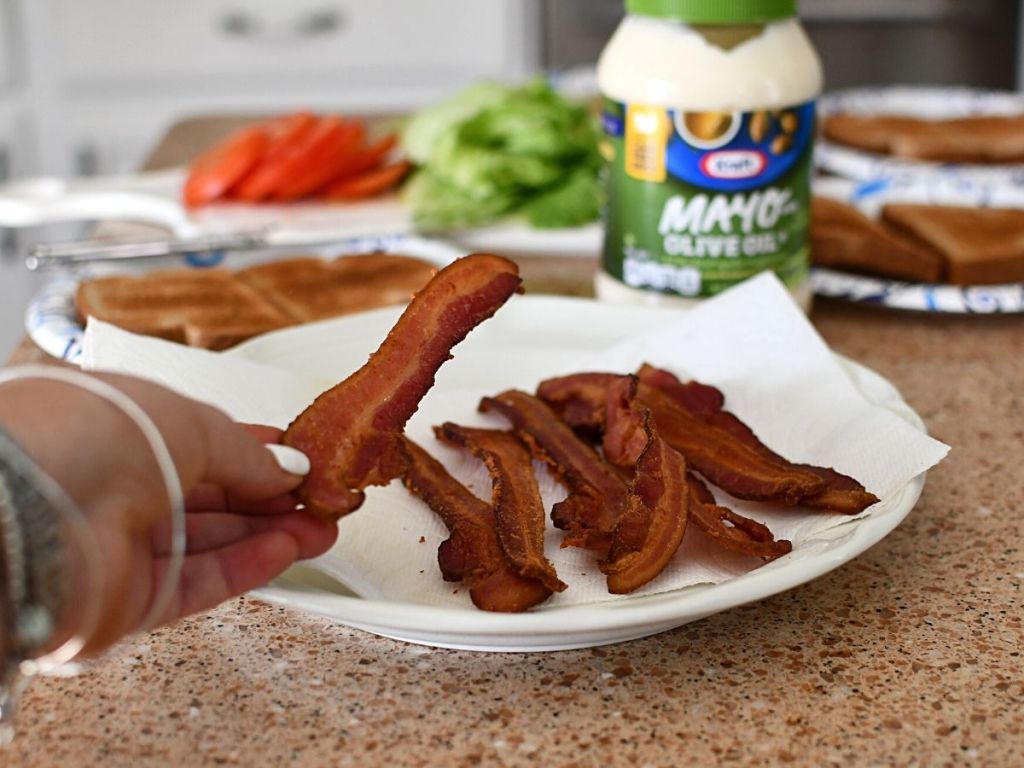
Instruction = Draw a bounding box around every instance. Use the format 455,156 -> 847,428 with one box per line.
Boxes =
700,150 -> 766,180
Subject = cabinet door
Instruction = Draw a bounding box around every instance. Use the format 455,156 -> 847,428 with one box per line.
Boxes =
64,105 -> 176,176
0,108 -> 33,181
0,0 -> 14,92
53,0 -> 520,92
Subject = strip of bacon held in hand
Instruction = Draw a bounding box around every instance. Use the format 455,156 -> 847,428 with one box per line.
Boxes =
401,438 -> 552,612
538,367 -> 877,513
479,390 -> 629,552
435,424 -> 567,594
284,254 -> 522,519
601,376 -> 689,593
637,365 -> 879,513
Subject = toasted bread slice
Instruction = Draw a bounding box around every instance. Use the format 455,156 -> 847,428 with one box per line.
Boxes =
76,253 -> 439,349
237,253 -> 436,322
76,268 -> 293,349
811,197 -> 945,283
822,114 -> 921,156
881,204 -> 1024,285
823,113 -> 1024,164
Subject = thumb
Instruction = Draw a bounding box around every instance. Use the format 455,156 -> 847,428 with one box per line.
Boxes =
188,405 -> 307,501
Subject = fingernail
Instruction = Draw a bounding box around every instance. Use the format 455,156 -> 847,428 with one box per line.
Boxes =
267,444 -> 311,476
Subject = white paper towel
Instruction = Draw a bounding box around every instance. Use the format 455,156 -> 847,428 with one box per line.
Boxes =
82,272 -> 949,609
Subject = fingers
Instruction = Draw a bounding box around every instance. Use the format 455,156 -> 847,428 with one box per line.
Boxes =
154,531 -> 300,623
188,404 -> 306,501
155,509 -> 338,559
86,372 -> 306,501
241,424 -> 285,444
185,483 -> 299,516
149,508 -> 337,627
153,517 -> 338,623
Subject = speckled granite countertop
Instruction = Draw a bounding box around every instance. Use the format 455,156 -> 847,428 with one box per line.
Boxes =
3,296 -> 1021,767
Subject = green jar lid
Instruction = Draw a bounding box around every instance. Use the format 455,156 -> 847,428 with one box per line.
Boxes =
626,0 -> 797,24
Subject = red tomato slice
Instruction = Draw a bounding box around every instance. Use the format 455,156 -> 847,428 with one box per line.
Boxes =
234,117 -> 362,203
323,133 -> 398,185
266,111 -> 317,144
323,160 -> 412,201
182,126 -> 269,208
268,119 -> 366,202
217,112 -> 316,201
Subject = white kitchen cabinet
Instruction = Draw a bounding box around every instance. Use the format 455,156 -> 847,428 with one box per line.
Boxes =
3,0 -> 542,176
54,0 -> 519,90
0,106 -> 34,180
0,0 -> 15,92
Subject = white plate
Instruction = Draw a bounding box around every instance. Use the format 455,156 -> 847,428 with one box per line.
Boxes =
811,177 -> 1024,313
238,298 -> 928,652
25,234 -> 464,364
817,86 -> 1024,188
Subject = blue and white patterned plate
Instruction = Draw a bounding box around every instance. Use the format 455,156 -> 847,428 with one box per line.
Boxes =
26,234 -> 465,364
817,86 -> 1024,189
810,176 -> 1024,313
811,269 -> 1024,314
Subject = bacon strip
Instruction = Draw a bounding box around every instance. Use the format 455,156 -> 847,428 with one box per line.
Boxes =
602,375 -> 791,562
602,377 -> 689,594
536,372 -> 615,438
479,390 -> 629,552
538,371 -> 836,507
538,370 -> 723,434
630,365 -> 724,415
435,424 -> 566,593
601,374 -> 648,468
637,365 -> 879,513
638,384 -> 825,504
284,254 -> 522,519
686,474 -> 792,561
401,438 -> 552,612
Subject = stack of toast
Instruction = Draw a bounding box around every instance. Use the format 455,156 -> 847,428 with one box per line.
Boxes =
75,253 -> 438,350
811,198 -> 1024,285
822,113 -> 1024,164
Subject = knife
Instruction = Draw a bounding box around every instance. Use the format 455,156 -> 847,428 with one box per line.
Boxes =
25,231 -> 271,271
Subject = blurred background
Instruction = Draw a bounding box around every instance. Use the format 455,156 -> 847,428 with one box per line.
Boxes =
0,0 -> 1022,357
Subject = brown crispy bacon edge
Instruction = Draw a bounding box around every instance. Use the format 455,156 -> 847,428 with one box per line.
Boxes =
284,254 -> 522,519
538,371 -> 834,507
401,438 -> 552,612
601,376 -> 689,594
637,365 -> 879,514
536,372 -> 613,438
602,375 -> 792,563
435,424 -> 566,593
479,390 -> 629,553
686,474 -> 792,561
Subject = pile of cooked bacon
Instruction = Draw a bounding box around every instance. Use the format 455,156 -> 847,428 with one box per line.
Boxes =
284,254 -> 879,612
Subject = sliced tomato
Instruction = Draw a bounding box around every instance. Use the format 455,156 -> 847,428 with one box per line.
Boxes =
265,111 -> 318,145
323,133 -> 398,185
323,160 -> 412,201
268,119 -> 366,202
182,126 -> 269,208
233,117 -> 362,203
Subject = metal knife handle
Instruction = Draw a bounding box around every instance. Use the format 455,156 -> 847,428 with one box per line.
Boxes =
25,231 -> 269,271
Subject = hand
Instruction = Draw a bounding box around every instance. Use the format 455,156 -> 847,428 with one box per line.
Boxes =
0,372 -> 337,656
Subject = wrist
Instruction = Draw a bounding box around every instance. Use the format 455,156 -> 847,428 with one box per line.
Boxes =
0,378 -> 151,515
0,367 -> 187,647
0,425 -> 100,667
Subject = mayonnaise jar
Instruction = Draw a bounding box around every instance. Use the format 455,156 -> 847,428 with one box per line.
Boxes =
596,0 -> 823,309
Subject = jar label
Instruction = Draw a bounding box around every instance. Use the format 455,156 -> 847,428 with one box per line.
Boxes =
600,98 -> 815,298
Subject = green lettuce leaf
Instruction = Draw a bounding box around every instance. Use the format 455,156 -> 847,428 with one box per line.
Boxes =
401,80 -> 601,232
